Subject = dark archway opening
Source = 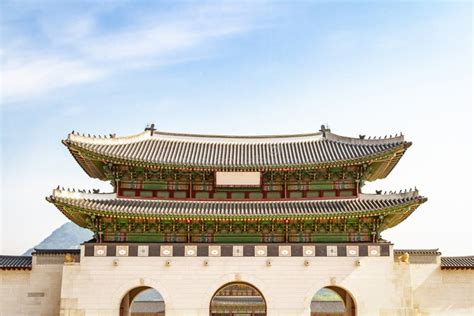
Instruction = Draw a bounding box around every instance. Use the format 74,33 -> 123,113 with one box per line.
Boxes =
210,282 -> 267,316
120,286 -> 165,316
311,286 -> 356,316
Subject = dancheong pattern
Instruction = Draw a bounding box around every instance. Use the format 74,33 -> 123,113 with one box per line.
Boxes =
48,126 -> 427,244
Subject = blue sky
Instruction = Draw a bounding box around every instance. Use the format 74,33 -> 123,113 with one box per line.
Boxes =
1,1 -> 472,255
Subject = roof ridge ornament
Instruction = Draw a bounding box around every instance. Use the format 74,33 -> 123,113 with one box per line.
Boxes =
319,125 -> 331,138
145,123 -> 157,136
359,188 -> 423,200
51,187 -> 115,200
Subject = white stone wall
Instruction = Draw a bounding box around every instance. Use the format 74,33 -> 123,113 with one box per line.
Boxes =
1,257 -> 63,316
57,246 -> 473,316
1,249 -> 473,316
409,260 -> 474,316
1,270 -> 31,315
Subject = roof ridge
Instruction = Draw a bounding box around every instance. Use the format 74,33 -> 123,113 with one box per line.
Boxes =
67,130 -> 149,145
50,188 -> 116,200
33,249 -> 81,254
154,130 -> 323,140
394,249 -> 442,255
359,188 -> 420,200
66,128 -> 406,145
325,131 -> 405,145
394,248 -> 440,252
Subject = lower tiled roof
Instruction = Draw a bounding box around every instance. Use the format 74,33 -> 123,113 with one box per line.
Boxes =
47,190 -> 425,220
0,255 -> 32,270
441,256 -> 474,270
47,189 -> 426,234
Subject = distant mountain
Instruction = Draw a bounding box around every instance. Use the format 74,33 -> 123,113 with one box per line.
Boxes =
23,222 -> 93,256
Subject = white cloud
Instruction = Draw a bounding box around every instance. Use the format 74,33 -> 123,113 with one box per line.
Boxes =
1,57 -> 106,102
0,2 -> 269,104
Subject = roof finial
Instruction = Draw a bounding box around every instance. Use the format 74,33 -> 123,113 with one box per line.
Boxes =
319,124 -> 330,138
145,123 -> 157,136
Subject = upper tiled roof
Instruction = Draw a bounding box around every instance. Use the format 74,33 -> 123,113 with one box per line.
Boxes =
0,255 -> 32,270
64,128 -> 410,179
47,188 -> 425,228
441,256 -> 474,270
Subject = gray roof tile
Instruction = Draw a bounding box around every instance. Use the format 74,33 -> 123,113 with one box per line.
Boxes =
441,256 -> 474,270
65,130 -> 408,170
48,190 -> 425,219
0,255 -> 32,270
33,249 -> 81,255
394,249 -> 441,255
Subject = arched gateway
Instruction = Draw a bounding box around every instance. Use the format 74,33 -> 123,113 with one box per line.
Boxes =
311,286 -> 356,316
120,286 -> 165,316
210,282 -> 266,316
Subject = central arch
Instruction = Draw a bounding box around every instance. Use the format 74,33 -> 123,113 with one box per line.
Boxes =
310,286 -> 356,316
120,286 -> 165,316
210,282 -> 267,316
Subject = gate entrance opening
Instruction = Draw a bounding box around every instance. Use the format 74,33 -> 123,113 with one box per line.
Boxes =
120,286 -> 165,316
210,282 -> 266,316
311,286 -> 355,316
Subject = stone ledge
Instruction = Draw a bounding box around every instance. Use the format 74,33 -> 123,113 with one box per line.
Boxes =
83,243 -> 391,258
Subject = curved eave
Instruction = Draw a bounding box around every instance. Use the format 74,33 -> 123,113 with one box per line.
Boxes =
378,198 -> 426,230
64,140 -> 410,182
46,196 -> 91,227
46,195 -> 426,231
65,143 -> 104,179
365,142 -> 411,181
